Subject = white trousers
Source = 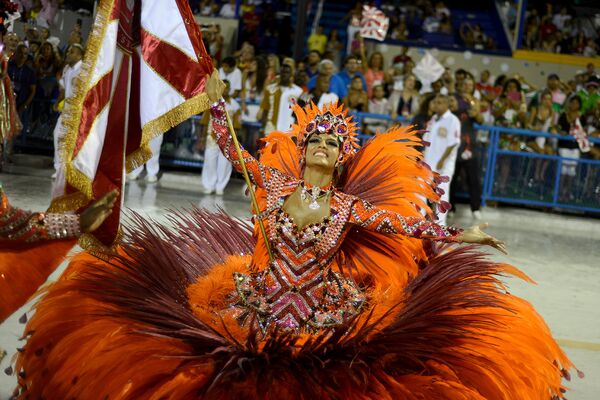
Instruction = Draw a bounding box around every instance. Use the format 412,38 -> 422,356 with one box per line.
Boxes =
129,135 -> 164,179
53,115 -> 64,172
202,145 -> 232,192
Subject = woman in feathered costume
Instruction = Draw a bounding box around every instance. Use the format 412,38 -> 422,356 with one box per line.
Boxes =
11,72 -> 577,399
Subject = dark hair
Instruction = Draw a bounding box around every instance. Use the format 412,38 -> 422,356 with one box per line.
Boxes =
494,74 -> 506,87
502,78 -> 522,94
254,56 -> 268,94
416,93 -> 436,117
568,94 -> 582,109
308,49 -> 322,57
344,54 -> 359,65
222,56 -> 237,68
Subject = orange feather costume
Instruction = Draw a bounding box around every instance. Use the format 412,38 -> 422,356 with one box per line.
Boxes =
10,101 -> 578,399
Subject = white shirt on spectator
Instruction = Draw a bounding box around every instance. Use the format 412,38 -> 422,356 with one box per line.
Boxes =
552,13 -> 571,31
218,67 -> 243,96
423,110 -> 461,173
60,60 -> 82,99
317,92 -> 339,109
219,3 -> 236,18
275,84 -> 303,132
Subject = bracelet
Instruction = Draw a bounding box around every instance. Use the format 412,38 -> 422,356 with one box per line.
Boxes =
44,213 -> 81,240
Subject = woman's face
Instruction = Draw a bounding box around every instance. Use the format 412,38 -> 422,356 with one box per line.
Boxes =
568,99 -> 581,112
304,133 -> 340,170
249,60 -> 257,72
42,44 -> 53,57
506,82 -> 518,93
371,53 -> 383,69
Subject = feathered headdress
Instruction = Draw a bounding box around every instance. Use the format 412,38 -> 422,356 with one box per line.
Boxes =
290,101 -> 359,166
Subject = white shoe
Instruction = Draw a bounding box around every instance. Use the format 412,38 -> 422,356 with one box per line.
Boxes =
201,186 -> 213,194
145,175 -> 158,184
127,174 -> 140,181
215,189 -> 224,195
51,172 -> 57,179
472,210 -> 482,220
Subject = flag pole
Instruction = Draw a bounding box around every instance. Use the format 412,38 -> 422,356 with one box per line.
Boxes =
222,107 -> 274,263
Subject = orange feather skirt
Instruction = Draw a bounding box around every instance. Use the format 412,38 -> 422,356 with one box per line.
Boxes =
8,209 -> 579,400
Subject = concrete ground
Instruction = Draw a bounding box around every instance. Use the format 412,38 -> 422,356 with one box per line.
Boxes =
0,164 -> 598,399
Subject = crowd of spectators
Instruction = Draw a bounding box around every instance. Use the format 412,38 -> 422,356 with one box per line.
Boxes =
522,4 -> 599,57
1,21 -> 83,140
2,1 -> 598,204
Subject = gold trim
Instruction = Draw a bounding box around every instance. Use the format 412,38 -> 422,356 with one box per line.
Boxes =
56,0 -> 118,199
513,50 -> 600,67
78,227 -> 124,261
49,0 -> 117,236
127,92 -> 210,172
46,192 -> 89,213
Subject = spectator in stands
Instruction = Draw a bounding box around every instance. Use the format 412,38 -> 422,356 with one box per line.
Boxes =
343,2 -> 363,54
342,76 -> 368,113
219,0 -> 236,18
52,43 -> 83,178
422,10 -> 440,33
578,76 -> 600,117
325,29 -> 343,69
422,93 -> 461,225
307,26 -> 328,56
206,24 -> 223,62
8,44 -> 37,135
390,15 -> 409,41
35,41 -> 61,88
200,80 -> 240,195
199,0 -> 213,16
235,42 -> 255,72
412,93 -> 436,132
527,90 -> 557,184
538,15 -> 557,50
364,83 -> 390,135
438,15 -> 452,34
534,73 -> 567,113
305,50 -> 321,80
265,53 -> 279,87
552,7 -> 571,31
218,56 -> 242,98
390,74 -> 420,120
336,55 -> 367,94
307,59 -> 346,99
241,56 -> 267,119
257,63 -> 302,134
450,76 -> 484,219
358,37 -> 390,98
3,32 -> 19,58
301,73 -> 339,108
493,78 -> 527,129
435,1 -> 451,19
582,39 -> 597,57
557,95 -> 584,201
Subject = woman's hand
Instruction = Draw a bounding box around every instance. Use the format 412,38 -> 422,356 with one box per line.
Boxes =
206,69 -> 226,103
457,223 -> 507,254
79,190 -> 118,233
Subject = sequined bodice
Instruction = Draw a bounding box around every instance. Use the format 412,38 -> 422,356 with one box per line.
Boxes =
233,192 -> 365,332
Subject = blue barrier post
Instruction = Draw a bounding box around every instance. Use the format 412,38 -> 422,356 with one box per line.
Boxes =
552,158 -> 563,207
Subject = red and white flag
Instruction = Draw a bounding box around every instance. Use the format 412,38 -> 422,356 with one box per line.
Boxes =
360,5 -> 389,41
50,0 -> 213,251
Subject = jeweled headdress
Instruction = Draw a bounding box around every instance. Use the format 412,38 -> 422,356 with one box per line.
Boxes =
291,101 -> 359,166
